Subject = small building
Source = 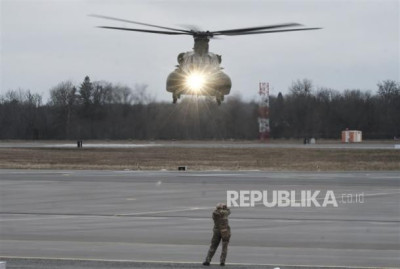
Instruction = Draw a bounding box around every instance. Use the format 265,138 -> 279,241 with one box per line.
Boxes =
342,130 -> 362,143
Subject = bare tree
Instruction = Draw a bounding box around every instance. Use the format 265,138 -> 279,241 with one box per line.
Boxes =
0,89 -> 43,139
132,84 -> 153,105
92,81 -> 114,105
49,81 -> 76,106
377,80 -> 400,138
377,80 -> 399,98
2,77 -> 399,140
289,79 -> 313,95
112,84 -> 134,105
49,81 -> 77,138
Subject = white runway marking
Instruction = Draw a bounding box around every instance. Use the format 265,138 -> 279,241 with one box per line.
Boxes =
187,174 -> 241,177
0,215 -> 171,222
252,191 -> 400,207
0,216 -> 75,222
0,171 -> 69,175
43,143 -> 161,148
361,191 -> 400,197
117,207 -> 212,216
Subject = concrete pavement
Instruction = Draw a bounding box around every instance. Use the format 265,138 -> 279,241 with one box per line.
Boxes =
0,170 -> 399,268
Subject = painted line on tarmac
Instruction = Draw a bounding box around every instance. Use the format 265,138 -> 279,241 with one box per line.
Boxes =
187,173 -> 243,177
362,191 -> 400,197
251,190 -> 400,207
116,207 -> 213,216
0,171 -> 70,175
0,256 -> 397,269
0,216 -> 77,222
0,214 -> 173,222
1,213 -> 398,223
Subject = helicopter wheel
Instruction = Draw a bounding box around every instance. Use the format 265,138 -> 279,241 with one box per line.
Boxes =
216,93 -> 223,105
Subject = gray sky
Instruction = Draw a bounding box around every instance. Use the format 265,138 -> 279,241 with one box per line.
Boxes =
1,0 -> 399,102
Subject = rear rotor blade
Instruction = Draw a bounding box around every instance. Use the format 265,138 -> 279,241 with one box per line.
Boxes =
215,27 -> 322,36
98,26 -> 191,35
212,23 -> 302,35
90,14 -> 192,33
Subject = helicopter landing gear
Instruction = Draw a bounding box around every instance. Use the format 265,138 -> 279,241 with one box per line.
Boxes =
172,93 -> 178,104
216,93 -> 224,105
172,93 -> 181,104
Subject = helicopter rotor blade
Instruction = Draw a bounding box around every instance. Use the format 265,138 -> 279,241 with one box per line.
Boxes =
178,24 -> 202,32
212,23 -> 302,35
215,27 -> 322,36
92,15 -> 321,38
97,26 -> 191,35
90,14 -> 192,33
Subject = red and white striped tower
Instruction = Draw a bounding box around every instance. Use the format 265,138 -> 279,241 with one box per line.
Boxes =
258,82 -> 270,141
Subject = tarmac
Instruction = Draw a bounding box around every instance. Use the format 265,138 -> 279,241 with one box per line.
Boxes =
0,170 -> 399,268
0,141 -> 398,150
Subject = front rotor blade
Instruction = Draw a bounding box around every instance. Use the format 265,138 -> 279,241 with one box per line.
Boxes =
212,23 -> 302,35
215,27 -> 322,36
98,26 -> 191,35
90,14 -> 192,33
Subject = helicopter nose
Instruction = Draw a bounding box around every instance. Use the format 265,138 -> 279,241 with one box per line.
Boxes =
185,72 -> 206,92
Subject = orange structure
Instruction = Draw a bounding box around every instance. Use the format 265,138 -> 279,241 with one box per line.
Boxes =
341,130 -> 362,143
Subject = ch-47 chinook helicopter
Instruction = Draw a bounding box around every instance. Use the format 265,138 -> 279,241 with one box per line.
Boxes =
91,15 -> 321,105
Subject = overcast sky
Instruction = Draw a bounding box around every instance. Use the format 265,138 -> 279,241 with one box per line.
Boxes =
1,0 -> 399,102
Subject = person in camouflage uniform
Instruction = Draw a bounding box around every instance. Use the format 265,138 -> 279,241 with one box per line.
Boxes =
203,203 -> 231,266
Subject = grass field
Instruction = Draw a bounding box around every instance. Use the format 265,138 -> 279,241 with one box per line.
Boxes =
1,146 -> 399,171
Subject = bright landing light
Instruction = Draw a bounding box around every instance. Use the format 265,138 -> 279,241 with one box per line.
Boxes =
185,72 -> 206,92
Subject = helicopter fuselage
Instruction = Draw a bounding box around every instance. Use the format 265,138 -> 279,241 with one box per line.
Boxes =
166,36 -> 231,104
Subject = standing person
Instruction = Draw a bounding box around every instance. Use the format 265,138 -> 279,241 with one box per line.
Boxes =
203,203 -> 231,266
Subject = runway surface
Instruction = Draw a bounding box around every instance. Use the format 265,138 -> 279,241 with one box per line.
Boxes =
0,141 -> 398,150
0,170 -> 399,268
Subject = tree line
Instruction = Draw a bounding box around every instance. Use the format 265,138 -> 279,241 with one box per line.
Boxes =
0,76 -> 399,140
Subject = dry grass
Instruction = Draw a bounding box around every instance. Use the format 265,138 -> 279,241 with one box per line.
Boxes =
0,147 -> 399,171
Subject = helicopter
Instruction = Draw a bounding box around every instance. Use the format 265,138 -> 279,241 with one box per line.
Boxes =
91,15 -> 321,105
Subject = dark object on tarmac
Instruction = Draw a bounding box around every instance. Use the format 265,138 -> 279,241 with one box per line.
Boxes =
178,166 -> 187,171
90,14 -> 321,105
77,140 -> 83,148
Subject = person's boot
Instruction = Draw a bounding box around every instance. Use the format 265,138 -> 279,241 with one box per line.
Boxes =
202,261 -> 210,266
220,262 -> 225,266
